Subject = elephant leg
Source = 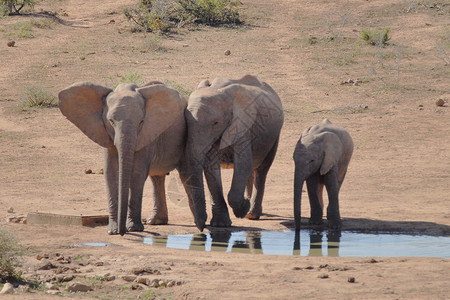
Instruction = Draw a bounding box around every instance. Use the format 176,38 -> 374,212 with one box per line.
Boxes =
126,150 -> 150,232
147,175 -> 169,225
205,148 -> 231,227
104,147 -> 119,235
227,140 -> 253,218
246,139 -> 279,220
324,169 -> 341,229
306,173 -> 323,225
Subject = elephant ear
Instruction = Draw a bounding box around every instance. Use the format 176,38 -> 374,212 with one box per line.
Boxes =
58,82 -> 113,148
196,79 -> 211,89
320,132 -> 343,175
219,85 -> 259,150
136,84 -> 186,151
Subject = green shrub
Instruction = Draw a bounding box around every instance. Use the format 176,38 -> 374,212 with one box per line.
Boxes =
19,84 -> 58,109
109,70 -> 145,89
0,229 -> 24,279
124,0 -> 241,33
0,0 -> 34,15
361,28 -> 391,46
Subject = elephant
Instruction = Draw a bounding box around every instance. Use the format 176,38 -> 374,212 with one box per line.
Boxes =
293,119 -> 353,230
181,75 -> 284,231
58,81 -> 187,235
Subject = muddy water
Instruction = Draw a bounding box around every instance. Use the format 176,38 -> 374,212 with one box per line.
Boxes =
142,230 -> 450,257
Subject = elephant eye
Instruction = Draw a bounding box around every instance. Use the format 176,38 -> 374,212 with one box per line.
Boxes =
213,120 -> 219,126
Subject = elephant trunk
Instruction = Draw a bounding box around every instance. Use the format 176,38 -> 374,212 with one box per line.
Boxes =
293,165 -> 304,231
182,144 -> 207,231
117,136 -> 136,235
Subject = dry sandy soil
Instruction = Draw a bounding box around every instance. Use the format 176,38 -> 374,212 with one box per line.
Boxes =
1,0 -> 449,299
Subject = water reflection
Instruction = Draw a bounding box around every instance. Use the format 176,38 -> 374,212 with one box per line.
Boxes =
145,230 -> 342,256
144,230 -> 450,257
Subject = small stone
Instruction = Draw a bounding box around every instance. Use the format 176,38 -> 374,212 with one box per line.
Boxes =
131,283 -> 143,290
94,261 -> 104,266
85,169 -> 93,174
121,275 -> 137,282
0,283 -> 14,294
167,280 -> 176,287
149,279 -> 159,288
136,277 -> 148,285
66,282 -> 93,292
46,290 -> 61,295
104,275 -> 116,281
98,169 -> 104,175
158,280 -> 167,287
182,44 -> 189,47
305,266 -> 314,270
18,285 -> 30,293
348,277 -> 356,283
45,282 -> 58,290
37,262 -> 57,270
436,98 -> 445,107
109,19 -> 115,24
7,207 -> 14,213
224,49 -> 231,56
318,273 -> 329,279
7,41 -> 15,47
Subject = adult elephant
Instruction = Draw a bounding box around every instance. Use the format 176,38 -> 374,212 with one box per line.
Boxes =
293,119 -> 353,230
59,81 -> 186,235
181,75 -> 284,231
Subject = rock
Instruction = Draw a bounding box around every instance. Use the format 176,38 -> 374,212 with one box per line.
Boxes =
158,280 -> 167,287
7,41 -> 15,47
66,282 -> 93,293
149,279 -> 159,288
46,290 -> 61,295
318,273 -> 329,279
348,277 -> 356,283
45,282 -> 58,290
224,49 -> 231,56
104,275 -> 116,281
0,283 -> 14,294
131,283 -> 143,290
167,280 -> 176,287
121,275 -> 137,282
18,285 -> 30,293
136,277 -> 148,285
56,275 -> 74,283
436,98 -> 445,107
7,207 -> 14,213
84,169 -> 93,174
37,262 -> 57,270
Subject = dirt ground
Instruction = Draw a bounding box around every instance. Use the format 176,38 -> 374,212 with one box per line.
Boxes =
0,0 -> 449,299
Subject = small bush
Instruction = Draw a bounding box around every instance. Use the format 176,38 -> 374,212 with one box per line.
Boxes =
19,84 -> 57,109
164,79 -> 193,98
124,0 -> 241,33
361,28 -> 391,46
0,0 -> 34,15
0,229 -> 24,279
109,70 -> 145,89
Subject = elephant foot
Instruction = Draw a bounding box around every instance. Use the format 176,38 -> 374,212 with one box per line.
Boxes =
246,208 -> 262,220
327,217 -> 342,230
107,219 -> 118,235
195,211 -> 208,232
210,213 -> 232,227
126,219 -> 144,232
309,217 -> 324,226
231,198 -> 251,219
147,211 -> 168,225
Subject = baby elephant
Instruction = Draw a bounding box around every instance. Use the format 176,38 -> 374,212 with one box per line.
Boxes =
293,119 -> 353,230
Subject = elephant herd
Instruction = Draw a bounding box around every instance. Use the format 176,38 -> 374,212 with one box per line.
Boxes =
58,75 -> 353,235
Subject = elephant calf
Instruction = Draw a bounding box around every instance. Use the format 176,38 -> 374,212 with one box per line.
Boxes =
293,119 -> 353,230
59,81 -> 187,235
181,75 -> 284,231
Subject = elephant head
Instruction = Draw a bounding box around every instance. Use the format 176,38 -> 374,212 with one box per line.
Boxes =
58,82 -> 185,235
293,129 -> 344,230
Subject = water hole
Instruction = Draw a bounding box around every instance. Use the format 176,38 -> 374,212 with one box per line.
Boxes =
143,230 -> 450,257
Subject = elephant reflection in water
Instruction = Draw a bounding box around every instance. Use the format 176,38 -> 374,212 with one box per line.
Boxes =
188,231 -> 262,254
305,230 -> 341,257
